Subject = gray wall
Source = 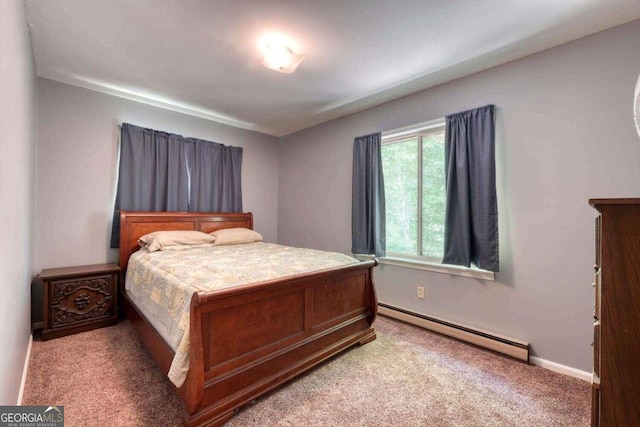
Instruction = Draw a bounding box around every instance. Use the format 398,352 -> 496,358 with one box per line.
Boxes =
0,0 -> 36,404
34,79 -> 280,273
278,19 -> 640,372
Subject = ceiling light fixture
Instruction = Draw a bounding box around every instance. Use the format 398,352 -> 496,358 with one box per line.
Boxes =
260,40 -> 304,74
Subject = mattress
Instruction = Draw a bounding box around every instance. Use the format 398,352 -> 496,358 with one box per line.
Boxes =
125,241 -> 358,386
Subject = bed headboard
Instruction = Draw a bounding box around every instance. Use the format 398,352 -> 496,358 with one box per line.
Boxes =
118,210 -> 253,282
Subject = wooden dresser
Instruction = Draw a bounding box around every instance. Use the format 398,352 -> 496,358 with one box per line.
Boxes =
590,199 -> 640,426
41,263 -> 119,340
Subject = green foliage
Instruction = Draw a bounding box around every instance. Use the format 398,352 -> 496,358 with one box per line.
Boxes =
421,132 -> 445,258
382,130 -> 445,259
382,139 -> 418,255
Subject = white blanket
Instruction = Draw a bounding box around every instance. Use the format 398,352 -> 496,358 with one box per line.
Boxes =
125,242 -> 358,386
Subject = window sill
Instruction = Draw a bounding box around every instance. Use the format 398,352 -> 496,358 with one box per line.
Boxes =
355,255 -> 495,281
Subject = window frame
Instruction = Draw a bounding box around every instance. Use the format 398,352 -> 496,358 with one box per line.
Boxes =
378,119 -> 495,281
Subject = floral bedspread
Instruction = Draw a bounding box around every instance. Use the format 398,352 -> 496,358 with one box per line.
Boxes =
125,242 -> 357,386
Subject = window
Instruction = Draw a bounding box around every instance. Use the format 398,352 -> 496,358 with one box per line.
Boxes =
382,122 -> 446,262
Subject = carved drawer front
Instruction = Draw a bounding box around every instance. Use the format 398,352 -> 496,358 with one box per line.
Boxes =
40,263 -> 119,340
49,275 -> 114,328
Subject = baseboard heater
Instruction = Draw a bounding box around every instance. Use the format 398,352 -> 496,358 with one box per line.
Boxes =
377,303 -> 530,363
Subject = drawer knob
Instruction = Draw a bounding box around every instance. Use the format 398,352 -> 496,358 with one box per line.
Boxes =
74,293 -> 91,310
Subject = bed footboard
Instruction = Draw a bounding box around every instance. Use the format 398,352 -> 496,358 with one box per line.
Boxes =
181,259 -> 378,427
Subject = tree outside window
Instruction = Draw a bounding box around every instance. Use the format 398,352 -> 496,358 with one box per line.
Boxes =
382,125 -> 445,261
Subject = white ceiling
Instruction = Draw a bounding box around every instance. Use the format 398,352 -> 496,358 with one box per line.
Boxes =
25,0 -> 640,137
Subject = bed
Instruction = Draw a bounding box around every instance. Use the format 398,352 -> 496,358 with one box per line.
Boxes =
118,211 -> 378,426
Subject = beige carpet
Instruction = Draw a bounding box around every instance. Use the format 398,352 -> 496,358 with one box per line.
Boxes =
23,316 -> 590,426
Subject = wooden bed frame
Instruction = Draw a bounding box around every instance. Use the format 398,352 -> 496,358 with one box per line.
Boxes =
118,211 -> 378,426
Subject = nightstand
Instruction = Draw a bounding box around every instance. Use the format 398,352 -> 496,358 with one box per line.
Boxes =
41,263 -> 119,340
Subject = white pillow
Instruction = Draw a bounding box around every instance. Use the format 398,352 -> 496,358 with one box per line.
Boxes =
138,230 -> 215,252
159,243 -> 216,252
210,228 -> 263,245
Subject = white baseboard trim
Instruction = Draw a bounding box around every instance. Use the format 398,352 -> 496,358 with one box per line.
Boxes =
529,356 -> 592,382
378,303 -> 592,383
378,303 -> 529,362
17,334 -> 33,405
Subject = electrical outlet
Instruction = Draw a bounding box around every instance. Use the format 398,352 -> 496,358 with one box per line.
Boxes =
417,286 -> 425,300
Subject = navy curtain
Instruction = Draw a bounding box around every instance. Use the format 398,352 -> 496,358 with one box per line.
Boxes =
189,138 -> 243,212
110,124 -> 190,248
110,124 -> 242,248
442,105 -> 499,272
352,132 -> 386,257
